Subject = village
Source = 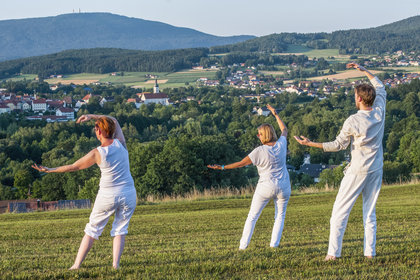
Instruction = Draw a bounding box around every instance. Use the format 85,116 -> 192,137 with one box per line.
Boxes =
1,51 -> 419,123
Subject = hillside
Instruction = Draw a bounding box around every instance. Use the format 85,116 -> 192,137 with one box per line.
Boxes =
210,15 -> 420,54
0,13 -> 254,61
0,184 -> 417,279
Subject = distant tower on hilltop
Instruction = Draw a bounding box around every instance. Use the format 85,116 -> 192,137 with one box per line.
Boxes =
153,79 -> 159,94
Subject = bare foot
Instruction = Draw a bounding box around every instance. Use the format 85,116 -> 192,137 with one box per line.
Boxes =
324,255 -> 337,261
365,256 -> 374,259
113,265 -> 119,270
69,265 -> 80,270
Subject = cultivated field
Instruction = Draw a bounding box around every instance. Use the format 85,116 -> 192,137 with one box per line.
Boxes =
311,70 -> 383,81
0,184 -> 418,279
40,69 -> 218,89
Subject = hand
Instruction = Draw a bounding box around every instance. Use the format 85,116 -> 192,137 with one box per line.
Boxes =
294,135 -> 312,146
207,164 -> 222,170
346,62 -> 367,72
266,104 -> 277,115
76,114 -> 92,124
31,163 -> 53,173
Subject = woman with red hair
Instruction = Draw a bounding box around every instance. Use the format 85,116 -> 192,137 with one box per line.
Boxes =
32,114 -> 136,269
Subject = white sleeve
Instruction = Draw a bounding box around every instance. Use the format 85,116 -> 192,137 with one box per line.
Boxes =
371,77 -> 387,112
322,117 -> 353,152
248,147 -> 260,166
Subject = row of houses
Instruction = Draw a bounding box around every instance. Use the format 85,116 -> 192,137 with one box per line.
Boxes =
0,92 -> 75,120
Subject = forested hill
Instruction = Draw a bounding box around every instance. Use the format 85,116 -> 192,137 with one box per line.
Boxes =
0,13 -> 254,61
210,15 -> 420,54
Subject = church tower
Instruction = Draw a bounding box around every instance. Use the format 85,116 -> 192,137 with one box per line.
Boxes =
153,79 -> 159,94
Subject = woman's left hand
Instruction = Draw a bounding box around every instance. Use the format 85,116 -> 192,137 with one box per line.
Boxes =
31,163 -> 53,173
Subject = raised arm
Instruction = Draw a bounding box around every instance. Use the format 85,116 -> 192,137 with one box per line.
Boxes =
77,114 -> 127,148
207,156 -> 252,170
347,62 -> 386,110
32,148 -> 100,173
266,104 -> 287,138
346,63 -> 375,80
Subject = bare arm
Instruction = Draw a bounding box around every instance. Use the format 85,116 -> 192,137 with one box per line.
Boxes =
32,149 -> 100,173
77,114 -> 127,148
293,136 -> 323,149
207,156 -> 252,170
266,104 -> 287,138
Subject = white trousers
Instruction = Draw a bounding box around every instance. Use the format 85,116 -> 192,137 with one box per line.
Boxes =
85,188 -> 137,239
239,183 -> 290,249
328,170 -> 382,257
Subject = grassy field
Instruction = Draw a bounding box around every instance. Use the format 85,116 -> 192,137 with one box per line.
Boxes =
1,74 -> 38,82
0,184 -> 418,279
39,70 -> 218,89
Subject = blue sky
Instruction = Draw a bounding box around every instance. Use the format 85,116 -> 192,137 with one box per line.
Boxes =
2,0 -> 419,36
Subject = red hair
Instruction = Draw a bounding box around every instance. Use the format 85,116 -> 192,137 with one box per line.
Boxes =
95,117 -> 115,138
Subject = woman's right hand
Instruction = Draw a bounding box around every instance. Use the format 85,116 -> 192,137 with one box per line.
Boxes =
207,164 -> 222,170
266,104 -> 277,115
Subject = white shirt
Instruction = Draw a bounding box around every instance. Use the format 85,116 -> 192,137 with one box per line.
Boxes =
97,139 -> 135,194
323,77 -> 387,174
248,136 -> 290,187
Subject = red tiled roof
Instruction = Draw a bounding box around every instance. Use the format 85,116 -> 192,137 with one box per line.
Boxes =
57,107 -> 74,113
143,93 -> 168,99
32,98 -> 47,104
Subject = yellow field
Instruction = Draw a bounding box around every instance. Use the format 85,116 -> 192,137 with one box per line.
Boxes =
311,70 -> 383,81
47,79 -> 100,85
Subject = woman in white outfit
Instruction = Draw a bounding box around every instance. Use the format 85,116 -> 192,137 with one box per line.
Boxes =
208,104 -> 290,249
32,114 -> 137,269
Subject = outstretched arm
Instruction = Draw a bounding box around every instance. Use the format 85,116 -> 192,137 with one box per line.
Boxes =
266,104 -> 287,138
77,114 -> 127,148
32,149 -> 100,173
207,156 -> 252,170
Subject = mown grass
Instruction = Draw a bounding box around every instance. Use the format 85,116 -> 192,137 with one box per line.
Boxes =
0,184 -> 418,279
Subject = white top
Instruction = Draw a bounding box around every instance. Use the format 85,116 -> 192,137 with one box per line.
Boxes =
248,136 -> 290,187
323,77 -> 387,174
97,139 -> 135,194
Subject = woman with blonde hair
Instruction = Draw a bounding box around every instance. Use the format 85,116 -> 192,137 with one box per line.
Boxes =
208,104 -> 291,250
32,114 -> 137,269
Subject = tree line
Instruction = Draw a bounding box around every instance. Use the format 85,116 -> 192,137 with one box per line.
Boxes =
0,78 -> 419,201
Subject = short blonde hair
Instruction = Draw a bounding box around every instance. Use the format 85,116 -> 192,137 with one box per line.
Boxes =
95,116 -> 116,138
258,123 -> 277,144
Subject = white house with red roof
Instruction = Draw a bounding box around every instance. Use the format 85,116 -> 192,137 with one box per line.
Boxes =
141,93 -> 170,105
127,98 -> 142,109
32,98 -> 47,112
56,107 -> 75,120
0,104 -> 11,114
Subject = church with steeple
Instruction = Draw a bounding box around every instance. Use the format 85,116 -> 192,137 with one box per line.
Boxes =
137,78 -> 170,105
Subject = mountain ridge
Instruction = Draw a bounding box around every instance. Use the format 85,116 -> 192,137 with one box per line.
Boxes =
0,12 -> 254,61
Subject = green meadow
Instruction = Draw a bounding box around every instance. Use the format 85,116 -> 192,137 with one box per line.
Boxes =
39,70 -> 218,89
0,183 -> 418,279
